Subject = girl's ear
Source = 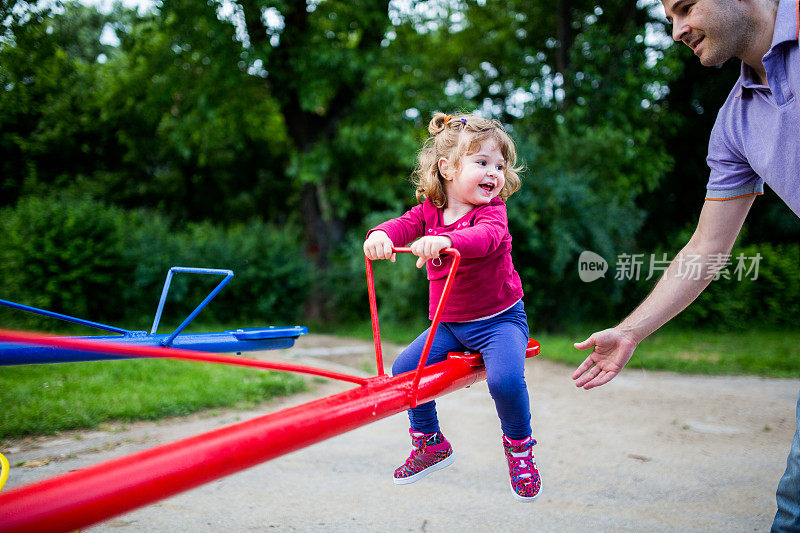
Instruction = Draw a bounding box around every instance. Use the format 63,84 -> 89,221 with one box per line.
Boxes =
438,157 -> 452,181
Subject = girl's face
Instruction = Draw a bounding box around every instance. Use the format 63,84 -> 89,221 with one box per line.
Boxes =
440,138 -> 506,210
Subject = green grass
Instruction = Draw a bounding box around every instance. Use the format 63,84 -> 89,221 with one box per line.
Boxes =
316,320 -> 800,379
0,358 -> 306,440
541,327 -> 800,378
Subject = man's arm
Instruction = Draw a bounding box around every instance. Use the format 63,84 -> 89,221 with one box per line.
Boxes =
572,196 -> 755,389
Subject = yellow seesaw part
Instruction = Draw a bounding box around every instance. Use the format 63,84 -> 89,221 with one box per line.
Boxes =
0,452 -> 9,491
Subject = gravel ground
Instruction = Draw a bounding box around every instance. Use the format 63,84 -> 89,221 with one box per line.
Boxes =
3,334 -> 797,532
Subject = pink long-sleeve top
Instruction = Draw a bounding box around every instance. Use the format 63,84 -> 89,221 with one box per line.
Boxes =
369,197 -> 524,322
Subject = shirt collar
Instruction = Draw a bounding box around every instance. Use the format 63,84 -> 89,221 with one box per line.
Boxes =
740,60 -> 761,88
770,0 -> 799,48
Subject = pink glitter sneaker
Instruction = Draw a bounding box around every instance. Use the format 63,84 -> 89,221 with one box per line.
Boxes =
393,429 -> 455,484
502,434 -> 541,501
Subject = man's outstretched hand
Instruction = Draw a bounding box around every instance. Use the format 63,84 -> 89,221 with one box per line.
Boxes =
572,328 -> 639,389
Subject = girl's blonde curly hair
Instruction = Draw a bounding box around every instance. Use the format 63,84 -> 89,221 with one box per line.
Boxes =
412,112 -> 522,208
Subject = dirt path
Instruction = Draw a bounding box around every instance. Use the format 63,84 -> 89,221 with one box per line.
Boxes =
3,334 -> 798,532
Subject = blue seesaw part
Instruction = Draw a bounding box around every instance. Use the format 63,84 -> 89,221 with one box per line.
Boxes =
0,266 -> 308,366
0,326 -> 308,365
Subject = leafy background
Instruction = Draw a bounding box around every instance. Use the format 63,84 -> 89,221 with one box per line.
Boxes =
1,0 -> 798,334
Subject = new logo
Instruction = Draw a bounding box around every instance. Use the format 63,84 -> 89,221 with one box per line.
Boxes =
578,251 -> 608,282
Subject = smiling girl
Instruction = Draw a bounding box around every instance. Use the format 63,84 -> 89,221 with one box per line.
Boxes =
363,112 -> 541,502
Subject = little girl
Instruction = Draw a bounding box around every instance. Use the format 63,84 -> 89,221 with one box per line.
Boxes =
363,112 -> 540,502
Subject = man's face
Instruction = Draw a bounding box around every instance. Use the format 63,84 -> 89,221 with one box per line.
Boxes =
662,0 -> 752,66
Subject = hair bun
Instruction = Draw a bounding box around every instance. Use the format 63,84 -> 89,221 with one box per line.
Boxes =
428,113 -> 451,135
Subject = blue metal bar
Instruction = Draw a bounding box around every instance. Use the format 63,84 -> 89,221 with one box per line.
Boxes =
150,267 -> 234,347
0,326 -> 309,365
0,298 -> 131,335
150,270 -> 176,335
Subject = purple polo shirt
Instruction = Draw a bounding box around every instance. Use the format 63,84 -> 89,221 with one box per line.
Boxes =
369,197 -> 524,322
706,0 -> 800,217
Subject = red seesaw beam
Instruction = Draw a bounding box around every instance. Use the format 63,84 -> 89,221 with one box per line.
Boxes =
0,338 -> 498,533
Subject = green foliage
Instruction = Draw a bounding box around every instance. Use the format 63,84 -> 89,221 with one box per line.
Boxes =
0,195 -> 130,328
1,0 -> 797,335
93,0 -> 291,222
139,220 -> 313,326
508,164 -> 644,327
675,243 -> 800,330
0,359 -> 306,438
0,196 -> 312,330
539,327 -> 800,378
0,2 -> 120,207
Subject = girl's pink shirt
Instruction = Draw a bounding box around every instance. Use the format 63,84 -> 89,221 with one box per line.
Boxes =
369,197 -> 524,322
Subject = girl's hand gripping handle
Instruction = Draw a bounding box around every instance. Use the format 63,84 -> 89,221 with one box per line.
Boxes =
409,236 -> 453,268
363,230 -> 396,262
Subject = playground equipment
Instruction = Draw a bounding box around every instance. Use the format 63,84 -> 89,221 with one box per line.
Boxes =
0,267 -> 307,365
0,453 -> 8,492
0,250 -> 539,533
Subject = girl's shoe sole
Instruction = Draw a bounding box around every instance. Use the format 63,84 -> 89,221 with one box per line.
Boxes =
509,481 -> 540,502
393,453 -> 455,485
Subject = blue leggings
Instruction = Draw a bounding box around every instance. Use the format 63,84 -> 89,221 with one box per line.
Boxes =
391,301 -> 531,440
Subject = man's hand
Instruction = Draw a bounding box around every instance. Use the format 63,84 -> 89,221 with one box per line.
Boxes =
572,328 -> 639,389
410,236 -> 453,268
572,198 -> 755,390
363,231 -> 395,262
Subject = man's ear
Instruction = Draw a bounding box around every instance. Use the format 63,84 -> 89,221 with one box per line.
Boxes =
438,157 -> 451,180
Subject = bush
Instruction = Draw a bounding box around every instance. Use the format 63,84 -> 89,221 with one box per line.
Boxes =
0,196 -> 313,331
676,243 -> 800,330
122,217 -> 313,328
0,195 -> 131,330
2,193 -> 795,336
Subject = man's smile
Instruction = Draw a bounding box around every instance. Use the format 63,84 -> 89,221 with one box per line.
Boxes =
686,35 -> 705,54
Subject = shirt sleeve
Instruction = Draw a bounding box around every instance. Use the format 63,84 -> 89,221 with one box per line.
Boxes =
439,201 -> 507,258
367,203 -> 426,246
705,93 -> 764,202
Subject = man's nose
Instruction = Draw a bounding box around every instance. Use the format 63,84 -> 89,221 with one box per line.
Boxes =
671,19 -> 689,42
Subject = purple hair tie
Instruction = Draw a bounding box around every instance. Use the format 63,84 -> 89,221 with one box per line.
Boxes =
460,118 -> 467,124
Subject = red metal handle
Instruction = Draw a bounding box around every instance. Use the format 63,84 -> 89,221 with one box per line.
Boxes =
365,247 -> 461,407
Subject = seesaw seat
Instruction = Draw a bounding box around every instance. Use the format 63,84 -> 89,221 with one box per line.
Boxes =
446,338 -> 540,367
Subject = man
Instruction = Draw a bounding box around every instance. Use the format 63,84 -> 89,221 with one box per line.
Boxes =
571,0 -> 800,530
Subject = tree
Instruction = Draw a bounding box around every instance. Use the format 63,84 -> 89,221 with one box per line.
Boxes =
7,0 -> 785,327
0,2 -> 112,205
234,0 -> 398,270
